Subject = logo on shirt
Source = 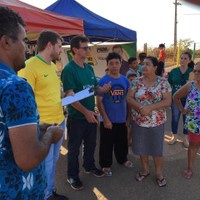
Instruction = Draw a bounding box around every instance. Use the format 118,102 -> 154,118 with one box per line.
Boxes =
43,74 -> 48,77
108,84 -> 126,103
22,173 -> 34,190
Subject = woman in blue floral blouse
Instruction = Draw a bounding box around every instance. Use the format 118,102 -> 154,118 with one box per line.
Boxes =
173,62 -> 200,179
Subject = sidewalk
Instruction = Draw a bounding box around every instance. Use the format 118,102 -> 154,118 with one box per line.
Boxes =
55,108 -> 200,200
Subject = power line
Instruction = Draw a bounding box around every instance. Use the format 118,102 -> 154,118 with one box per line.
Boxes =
179,13 -> 200,15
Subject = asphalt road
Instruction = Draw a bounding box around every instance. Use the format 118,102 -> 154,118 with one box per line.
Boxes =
55,108 -> 200,200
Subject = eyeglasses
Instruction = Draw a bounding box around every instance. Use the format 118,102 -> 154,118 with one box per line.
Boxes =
78,46 -> 91,51
193,69 -> 200,73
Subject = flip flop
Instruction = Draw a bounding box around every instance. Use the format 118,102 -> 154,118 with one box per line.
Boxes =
183,169 -> 192,179
135,172 -> 150,182
156,177 -> 167,187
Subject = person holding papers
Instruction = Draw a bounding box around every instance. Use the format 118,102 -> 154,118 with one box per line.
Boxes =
61,35 -> 111,191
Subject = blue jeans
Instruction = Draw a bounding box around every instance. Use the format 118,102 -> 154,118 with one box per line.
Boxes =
171,101 -> 187,135
67,116 -> 97,178
44,120 -> 65,200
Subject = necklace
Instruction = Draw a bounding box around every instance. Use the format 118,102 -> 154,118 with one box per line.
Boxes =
143,76 -> 157,88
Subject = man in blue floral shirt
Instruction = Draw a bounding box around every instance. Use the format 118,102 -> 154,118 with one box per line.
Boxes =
0,6 -> 63,199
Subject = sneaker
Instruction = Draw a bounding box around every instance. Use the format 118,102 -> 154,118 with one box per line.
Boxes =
47,191 -> 69,200
168,134 -> 177,145
67,177 -> 84,191
123,160 -> 133,168
85,168 -> 105,178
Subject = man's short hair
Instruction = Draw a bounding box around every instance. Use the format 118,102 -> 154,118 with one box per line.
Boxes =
37,30 -> 63,52
159,43 -> 165,48
138,52 -> 147,61
0,6 -> 25,41
128,57 -> 137,64
127,73 -> 137,79
70,35 -> 89,55
106,52 -> 121,64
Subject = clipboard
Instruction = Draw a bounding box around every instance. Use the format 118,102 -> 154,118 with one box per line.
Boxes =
62,87 -> 94,106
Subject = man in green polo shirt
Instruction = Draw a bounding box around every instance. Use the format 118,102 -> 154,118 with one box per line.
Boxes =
61,35 -> 110,191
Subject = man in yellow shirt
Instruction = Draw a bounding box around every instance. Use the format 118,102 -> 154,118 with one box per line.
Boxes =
19,30 -> 68,200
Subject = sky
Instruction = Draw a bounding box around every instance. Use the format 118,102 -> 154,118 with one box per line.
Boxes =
21,0 -> 200,50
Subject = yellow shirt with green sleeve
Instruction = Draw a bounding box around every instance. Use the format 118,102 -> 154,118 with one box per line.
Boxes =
18,55 -> 64,124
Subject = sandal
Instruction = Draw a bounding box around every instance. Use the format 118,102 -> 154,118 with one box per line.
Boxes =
123,160 -> 133,168
102,168 -> 112,177
156,177 -> 167,187
135,172 -> 150,182
183,169 -> 192,179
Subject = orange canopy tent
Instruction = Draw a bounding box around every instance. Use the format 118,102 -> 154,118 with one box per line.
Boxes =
0,0 -> 84,40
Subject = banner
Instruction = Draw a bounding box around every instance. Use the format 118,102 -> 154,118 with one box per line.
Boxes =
63,42 -> 136,78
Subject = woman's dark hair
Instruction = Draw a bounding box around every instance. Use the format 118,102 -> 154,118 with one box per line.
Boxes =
145,56 -> 158,67
188,60 -> 194,69
182,51 -> 192,60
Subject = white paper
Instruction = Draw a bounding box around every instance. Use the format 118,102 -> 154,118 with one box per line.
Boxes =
64,117 -> 67,140
62,88 -> 94,106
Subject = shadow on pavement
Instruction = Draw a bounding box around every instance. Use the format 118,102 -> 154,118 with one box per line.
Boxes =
55,107 -> 200,200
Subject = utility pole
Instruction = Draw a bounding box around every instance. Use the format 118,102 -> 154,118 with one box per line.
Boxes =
173,0 -> 181,62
